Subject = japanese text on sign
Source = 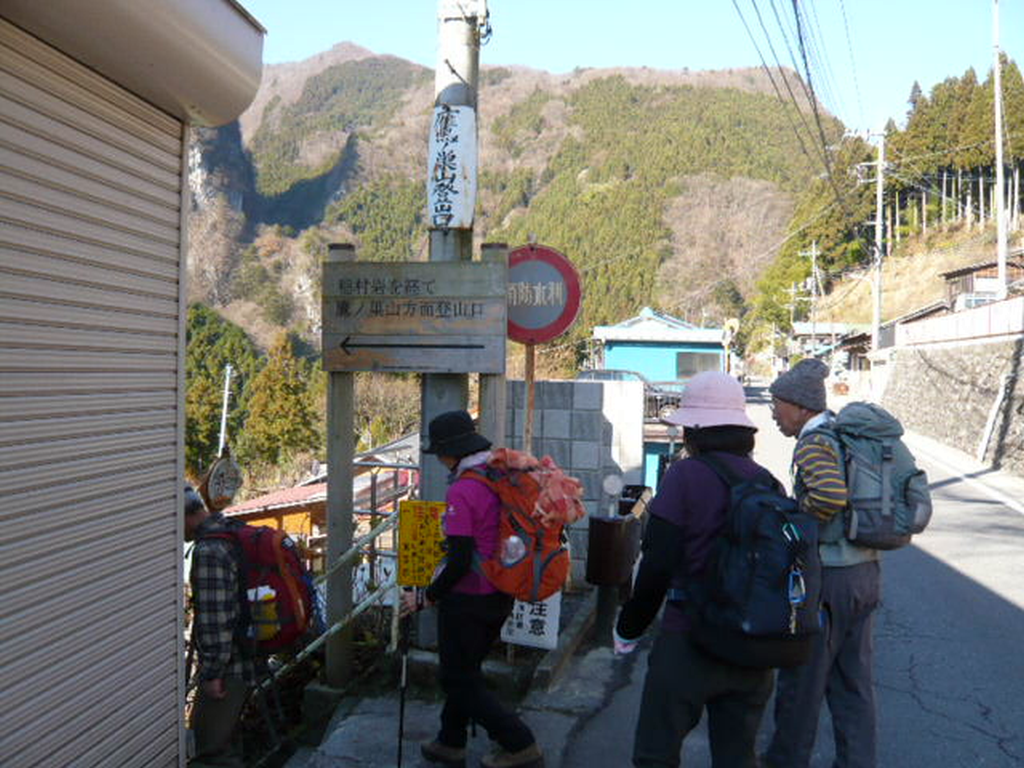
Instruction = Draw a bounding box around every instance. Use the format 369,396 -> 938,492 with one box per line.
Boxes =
427,105 -> 477,230
335,299 -> 485,320
398,500 -> 446,587
508,281 -> 565,308
500,592 -> 562,650
336,278 -> 437,297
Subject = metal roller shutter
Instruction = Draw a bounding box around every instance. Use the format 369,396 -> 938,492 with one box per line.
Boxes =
0,18 -> 185,768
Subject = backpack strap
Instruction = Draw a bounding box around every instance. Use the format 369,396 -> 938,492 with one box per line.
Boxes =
879,439 -> 894,519
452,467 -> 504,583
693,453 -> 778,493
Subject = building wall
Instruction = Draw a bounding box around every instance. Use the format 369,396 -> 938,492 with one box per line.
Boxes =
0,19 -> 186,767
605,341 -> 723,381
505,380 -> 645,584
881,338 -> 1024,476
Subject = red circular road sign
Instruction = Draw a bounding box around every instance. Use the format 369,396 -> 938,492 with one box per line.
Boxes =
507,244 -> 581,344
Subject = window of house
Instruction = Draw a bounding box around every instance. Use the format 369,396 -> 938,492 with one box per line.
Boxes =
676,352 -> 721,379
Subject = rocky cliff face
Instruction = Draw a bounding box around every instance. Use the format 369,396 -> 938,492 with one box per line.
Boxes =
185,44 -> 813,351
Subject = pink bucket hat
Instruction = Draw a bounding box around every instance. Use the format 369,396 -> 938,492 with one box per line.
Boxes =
664,371 -> 755,429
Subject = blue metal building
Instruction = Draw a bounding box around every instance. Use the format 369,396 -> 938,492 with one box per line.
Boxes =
593,307 -> 726,382
591,307 -> 728,490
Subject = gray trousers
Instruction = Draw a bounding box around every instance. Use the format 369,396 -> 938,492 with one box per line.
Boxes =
633,631 -> 773,768
765,560 -> 881,768
191,677 -> 251,767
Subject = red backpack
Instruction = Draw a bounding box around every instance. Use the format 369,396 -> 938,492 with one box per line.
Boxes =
201,524 -> 316,654
464,448 -> 587,602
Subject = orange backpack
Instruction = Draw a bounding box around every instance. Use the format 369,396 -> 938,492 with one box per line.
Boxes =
465,448 -> 587,602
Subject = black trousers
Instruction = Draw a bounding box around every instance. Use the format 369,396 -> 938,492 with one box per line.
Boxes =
436,592 -> 535,752
633,631 -> 773,768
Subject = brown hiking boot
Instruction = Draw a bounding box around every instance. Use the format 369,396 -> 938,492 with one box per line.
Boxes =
480,742 -> 544,768
420,740 -> 467,766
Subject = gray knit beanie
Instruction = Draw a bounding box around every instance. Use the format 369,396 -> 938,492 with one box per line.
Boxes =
770,358 -> 829,412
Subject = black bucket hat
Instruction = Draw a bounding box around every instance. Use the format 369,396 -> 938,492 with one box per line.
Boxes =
422,410 -> 492,457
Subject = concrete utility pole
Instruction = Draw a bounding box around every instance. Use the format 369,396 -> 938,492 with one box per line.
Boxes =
993,0 -> 1008,298
421,0 -> 485,504
872,133 -> 885,351
800,241 -> 819,354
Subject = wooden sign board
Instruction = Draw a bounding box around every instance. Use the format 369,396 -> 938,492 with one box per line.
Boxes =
397,500 -> 446,587
322,261 -> 507,373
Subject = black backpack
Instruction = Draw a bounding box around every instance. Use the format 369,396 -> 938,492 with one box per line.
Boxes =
684,454 -> 823,669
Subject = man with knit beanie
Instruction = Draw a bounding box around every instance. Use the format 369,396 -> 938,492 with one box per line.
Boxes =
763,359 -> 881,768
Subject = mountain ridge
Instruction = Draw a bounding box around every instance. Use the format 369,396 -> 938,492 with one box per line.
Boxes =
188,43 -> 838,363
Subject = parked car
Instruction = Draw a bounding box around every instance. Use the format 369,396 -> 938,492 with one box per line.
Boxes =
575,369 -> 683,421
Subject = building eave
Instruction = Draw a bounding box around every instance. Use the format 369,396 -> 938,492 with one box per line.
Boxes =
3,0 -> 265,126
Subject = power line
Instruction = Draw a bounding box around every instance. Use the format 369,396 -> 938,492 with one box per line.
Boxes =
790,0 -> 848,217
738,0 -> 856,230
731,0 -> 820,170
837,0 -> 865,128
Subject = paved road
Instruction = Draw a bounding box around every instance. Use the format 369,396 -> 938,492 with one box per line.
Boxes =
559,386 -> 1024,767
291,386 -> 1024,767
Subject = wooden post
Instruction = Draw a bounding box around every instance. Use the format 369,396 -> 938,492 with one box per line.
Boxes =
479,243 -> 508,449
524,343 -> 536,454
325,242 -> 355,687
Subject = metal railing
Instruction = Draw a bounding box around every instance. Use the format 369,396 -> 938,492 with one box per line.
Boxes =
261,458 -> 419,688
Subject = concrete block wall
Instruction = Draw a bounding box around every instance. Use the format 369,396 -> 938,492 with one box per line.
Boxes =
505,379 -> 645,584
882,338 -> 1024,475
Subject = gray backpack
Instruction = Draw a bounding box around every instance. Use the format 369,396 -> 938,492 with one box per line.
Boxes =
813,402 -> 933,550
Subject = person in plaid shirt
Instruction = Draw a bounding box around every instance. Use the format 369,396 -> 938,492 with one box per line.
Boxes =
185,484 -> 256,767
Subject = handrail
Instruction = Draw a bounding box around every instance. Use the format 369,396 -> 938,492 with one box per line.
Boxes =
256,573 -> 399,690
231,459 -> 418,694
314,512 -> 399,586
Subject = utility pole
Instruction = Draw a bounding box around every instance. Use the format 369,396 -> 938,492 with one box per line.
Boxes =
800,241 -> 820,354
872,133 -> 885,351
421,0 -> 485,504
993,0 -> 1008,298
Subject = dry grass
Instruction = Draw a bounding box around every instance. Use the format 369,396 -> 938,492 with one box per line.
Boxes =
814,223 -> 1016,324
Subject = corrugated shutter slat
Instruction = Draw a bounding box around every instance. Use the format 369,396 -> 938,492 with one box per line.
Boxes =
0,17 -> 184,767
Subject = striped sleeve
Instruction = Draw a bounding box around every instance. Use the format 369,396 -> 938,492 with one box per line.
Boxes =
794,433 -> 848,521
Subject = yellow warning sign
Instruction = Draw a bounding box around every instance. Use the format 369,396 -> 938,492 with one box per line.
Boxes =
398,500 -> 446,587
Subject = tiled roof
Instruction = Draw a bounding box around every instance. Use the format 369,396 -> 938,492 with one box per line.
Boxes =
223,483 -> 326,517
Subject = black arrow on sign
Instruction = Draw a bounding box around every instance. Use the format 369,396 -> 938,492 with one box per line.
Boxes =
338,336 -> 487,356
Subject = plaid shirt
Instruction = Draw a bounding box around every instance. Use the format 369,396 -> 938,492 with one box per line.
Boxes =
190,514 -> 257,684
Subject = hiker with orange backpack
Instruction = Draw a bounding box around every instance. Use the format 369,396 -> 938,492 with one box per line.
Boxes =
185,483 -> 256,768
402,410 -> 546,768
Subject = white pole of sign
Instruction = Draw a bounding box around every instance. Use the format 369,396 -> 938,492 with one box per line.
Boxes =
524,343 -> 535,454
217,363 -> 232,457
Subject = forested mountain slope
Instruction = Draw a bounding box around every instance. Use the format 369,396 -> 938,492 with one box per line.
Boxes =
188,47 -> 836,364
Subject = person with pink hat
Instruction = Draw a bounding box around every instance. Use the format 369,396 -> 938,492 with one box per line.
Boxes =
613,371 -> 779,768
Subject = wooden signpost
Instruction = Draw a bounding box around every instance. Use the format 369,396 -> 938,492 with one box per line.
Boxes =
322,261 -> 507,374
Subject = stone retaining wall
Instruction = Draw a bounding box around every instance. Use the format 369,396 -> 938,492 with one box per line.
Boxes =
881,338 -> 1024,475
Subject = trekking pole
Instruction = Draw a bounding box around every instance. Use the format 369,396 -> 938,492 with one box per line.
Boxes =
397,594 -> 412,767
